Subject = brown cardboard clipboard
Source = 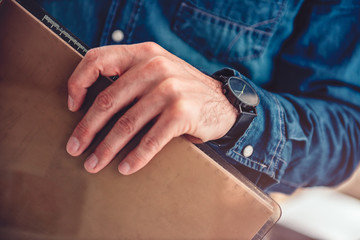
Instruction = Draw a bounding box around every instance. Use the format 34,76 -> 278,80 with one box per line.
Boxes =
0,0 -> 281,239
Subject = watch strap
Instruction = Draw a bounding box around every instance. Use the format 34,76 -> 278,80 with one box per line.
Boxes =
211,68 -> 258,149
211,68 -> 237,83
212,107 -> 257,149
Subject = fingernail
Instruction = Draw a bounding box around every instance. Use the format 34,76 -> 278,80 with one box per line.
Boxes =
68,95 -> 74,111
84,153 -> 98,171
118,162 -> 130,175
66,136 -> 80,155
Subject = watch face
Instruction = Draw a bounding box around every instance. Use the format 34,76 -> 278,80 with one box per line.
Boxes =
228,77 -> 259,107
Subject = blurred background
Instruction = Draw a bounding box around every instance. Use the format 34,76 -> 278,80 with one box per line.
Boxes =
266,166 -> 360,240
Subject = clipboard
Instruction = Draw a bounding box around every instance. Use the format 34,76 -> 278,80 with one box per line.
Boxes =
0,0 -> 281,239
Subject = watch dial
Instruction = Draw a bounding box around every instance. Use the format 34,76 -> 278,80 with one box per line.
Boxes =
228,77 -> 259,107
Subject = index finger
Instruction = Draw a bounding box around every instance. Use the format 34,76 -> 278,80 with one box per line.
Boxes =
67,46 -> 134,112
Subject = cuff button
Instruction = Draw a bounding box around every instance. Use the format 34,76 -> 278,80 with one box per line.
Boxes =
243,145 -> 254,158
111,30 -> 124,43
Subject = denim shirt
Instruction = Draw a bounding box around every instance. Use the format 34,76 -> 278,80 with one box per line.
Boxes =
38,0 -> 360,193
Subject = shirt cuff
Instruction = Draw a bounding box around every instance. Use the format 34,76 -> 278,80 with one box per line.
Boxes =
208,69 -> 291,193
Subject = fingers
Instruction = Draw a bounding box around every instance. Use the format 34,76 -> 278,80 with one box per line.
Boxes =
82,91 -> 166,173
78,77 -> 189,175
66,85 -> 129,157
66,60 -> 167,157
67,43 -> 169,112
67,46 -> 134,112
118,110 -> 181,175
66,42 -> 236,175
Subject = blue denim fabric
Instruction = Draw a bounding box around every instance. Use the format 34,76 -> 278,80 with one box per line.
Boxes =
37,0 -> 360,193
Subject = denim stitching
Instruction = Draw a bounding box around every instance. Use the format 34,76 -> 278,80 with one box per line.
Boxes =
267,159 -> 274,174
179,2 -> 271,35
182,4 -> 273,36
225,17 -> 279,56
269,93 -> 282,165
268,92 -> 286,178
174,1 -> 287,61
251,18 -> 279,28
227,89 -> 287,180
277,157 -> 287,164
125,0 -> 144,43
227,0 -> 287,61
231,150 -> 268,169
100,0 -> 121,46
225,29 -> 245,56
277,179 -> 302,188
276,95 -> 287,174
185,0 -> 284,27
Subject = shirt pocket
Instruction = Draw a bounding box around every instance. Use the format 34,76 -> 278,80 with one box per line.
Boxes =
172,0 -> 286,64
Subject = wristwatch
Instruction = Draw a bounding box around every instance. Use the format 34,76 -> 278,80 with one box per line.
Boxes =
211,68 -> 259,149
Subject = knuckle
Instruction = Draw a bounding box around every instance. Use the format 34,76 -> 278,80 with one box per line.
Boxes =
147,55 -> 167,69
131,150 -> 148,168
85,48 -> 99,62
145,56 -> 172,77
99,140 -> 115,159
67,79 -> 78,91
171,99 -> 190,120
156,78 -> 182,102
85,48 -> 106,74
163,78 -> 180,95
75,120 -> 90,138
94,90 -> 114,112
113,115 -> 136,135
141,41 -> 162,55
141,135 -> 160,153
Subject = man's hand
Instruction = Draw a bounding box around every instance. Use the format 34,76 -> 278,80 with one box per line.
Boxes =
66,42 -> 238,175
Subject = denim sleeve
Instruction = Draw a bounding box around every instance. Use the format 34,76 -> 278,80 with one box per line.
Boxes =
211,1 -> 360,194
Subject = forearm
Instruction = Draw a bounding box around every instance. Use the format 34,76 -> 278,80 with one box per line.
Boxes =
211,74 -> 360,193
272,93 -> 360,191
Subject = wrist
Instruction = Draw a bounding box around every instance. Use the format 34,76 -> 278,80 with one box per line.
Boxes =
210,68 -> 259,149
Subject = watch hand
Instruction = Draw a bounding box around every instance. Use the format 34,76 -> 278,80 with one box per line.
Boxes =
238,85 -> 246,96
